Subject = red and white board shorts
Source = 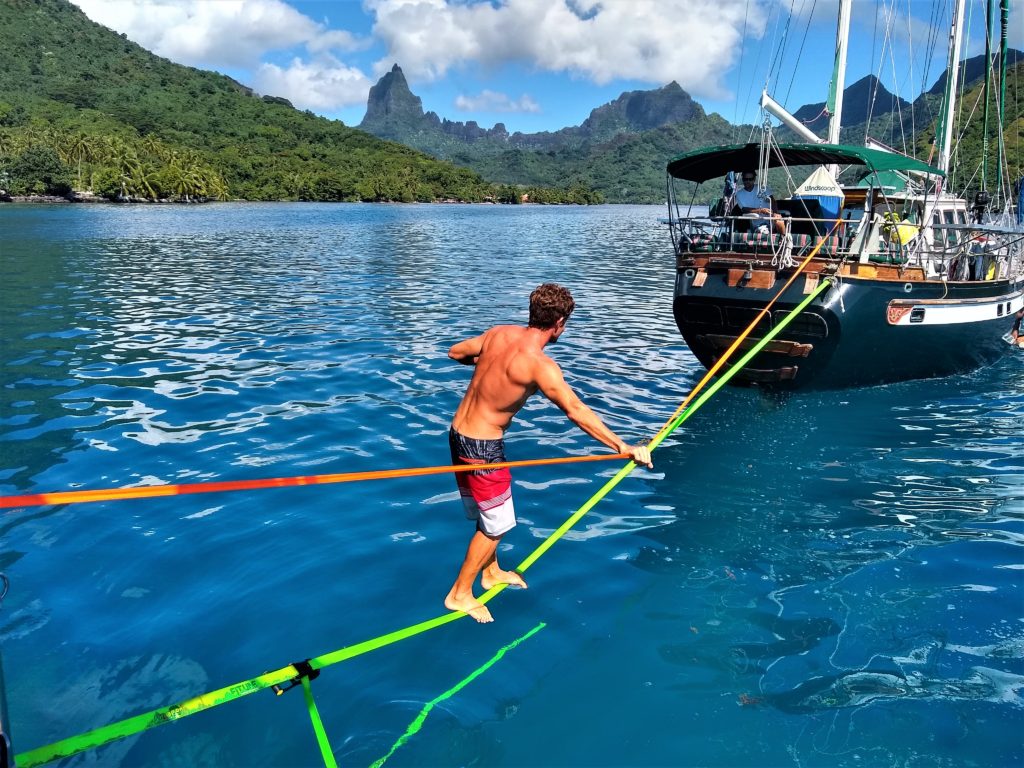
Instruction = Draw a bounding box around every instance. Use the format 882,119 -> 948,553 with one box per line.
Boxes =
449,426 -> 515,537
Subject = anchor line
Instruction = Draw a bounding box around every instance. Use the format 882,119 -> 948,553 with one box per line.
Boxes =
14,277 -> 834,768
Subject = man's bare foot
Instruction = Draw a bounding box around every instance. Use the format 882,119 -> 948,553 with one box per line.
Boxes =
481,568 -> 528,590
445,590 -> 494,623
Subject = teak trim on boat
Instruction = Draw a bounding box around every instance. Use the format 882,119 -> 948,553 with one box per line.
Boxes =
698,334 -> 813,357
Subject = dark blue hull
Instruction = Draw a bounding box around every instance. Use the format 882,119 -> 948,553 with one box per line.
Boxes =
673,261 -> 1024,390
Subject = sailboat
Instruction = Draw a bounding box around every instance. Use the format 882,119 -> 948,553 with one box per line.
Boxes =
665,0 -> 1024,389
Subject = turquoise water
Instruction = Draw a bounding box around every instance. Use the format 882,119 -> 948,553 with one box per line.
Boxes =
1,202 -> 1022,767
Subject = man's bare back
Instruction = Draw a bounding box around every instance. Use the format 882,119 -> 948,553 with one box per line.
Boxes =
450,324 -> 641,453
450,325 -> 549,440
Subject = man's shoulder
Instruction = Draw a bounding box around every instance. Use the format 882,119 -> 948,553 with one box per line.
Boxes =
485,324 -> 525,341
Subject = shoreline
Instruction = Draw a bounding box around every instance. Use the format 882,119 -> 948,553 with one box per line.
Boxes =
0,194 -> 638,206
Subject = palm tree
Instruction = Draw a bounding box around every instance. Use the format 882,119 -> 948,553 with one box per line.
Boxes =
66,133 -> 98,190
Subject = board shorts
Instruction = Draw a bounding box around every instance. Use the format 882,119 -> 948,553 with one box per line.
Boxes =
449,426 -> 516,537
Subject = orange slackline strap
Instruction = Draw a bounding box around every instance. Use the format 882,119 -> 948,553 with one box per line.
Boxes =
2,225 -> 837,514
647,221 -> 840,444
0,453 -> 629,510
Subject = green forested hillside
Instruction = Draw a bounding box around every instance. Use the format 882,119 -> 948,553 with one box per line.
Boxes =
459,115 -> 743,203
2,0 -> 1019,206
0,0 -> 599,203
919,60 -> 1024,197
358,64 -> 748,203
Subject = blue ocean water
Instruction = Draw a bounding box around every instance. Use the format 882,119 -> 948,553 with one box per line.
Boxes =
1,202 -> 1022,768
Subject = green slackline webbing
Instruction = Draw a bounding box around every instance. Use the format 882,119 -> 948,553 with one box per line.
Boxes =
301,676 -> 338,768
15,278 -> 832,768
368,622 -> 546,768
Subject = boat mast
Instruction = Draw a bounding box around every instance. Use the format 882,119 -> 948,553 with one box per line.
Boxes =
996,0 -> 1010,205
981,0 -> 993,195
824,0 -> 852,178
826,0 -> 853,145
757,0 -> 851,155
937,0 -> 967,178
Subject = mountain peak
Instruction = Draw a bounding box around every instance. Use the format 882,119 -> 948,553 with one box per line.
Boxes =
792,74 -> 909,131
361,63 -> 424,127
578,81 -> 704,141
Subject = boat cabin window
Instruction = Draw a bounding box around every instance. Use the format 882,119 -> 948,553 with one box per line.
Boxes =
943,210 -> 958,246
933,210 -> 959,248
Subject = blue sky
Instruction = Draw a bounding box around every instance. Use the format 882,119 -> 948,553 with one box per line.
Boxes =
71,0 -> 1024,134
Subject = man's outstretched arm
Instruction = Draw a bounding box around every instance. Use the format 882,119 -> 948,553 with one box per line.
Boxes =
535,358 -> 652,468
448,333 -> 485,365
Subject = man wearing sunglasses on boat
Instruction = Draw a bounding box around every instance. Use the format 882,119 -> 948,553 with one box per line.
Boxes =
735,171 -> 787,235
444,283 -> 653,623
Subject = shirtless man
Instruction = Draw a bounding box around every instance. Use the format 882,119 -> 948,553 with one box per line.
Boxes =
444,283 -> 653,623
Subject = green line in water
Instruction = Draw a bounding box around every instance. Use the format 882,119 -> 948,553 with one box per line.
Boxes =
368,622 -> 546,768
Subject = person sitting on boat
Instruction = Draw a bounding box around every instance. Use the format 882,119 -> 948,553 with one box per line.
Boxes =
1012,308 -> 1024,348
735,171 -> 787,235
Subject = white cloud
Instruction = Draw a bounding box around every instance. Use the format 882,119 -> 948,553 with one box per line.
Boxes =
367,0 -> 765,98
307,29 -> 370,54
454,90 -> 541,113
71,0 -> 367,67
254,57 -> 373,110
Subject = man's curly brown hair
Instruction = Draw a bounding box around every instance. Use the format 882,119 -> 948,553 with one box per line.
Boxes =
528,283 -> 575,329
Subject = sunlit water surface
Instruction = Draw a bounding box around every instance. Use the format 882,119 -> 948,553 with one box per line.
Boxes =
1,203 -> 1022,767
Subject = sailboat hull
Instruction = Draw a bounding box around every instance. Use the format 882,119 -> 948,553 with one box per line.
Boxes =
673,260 -> 1023,390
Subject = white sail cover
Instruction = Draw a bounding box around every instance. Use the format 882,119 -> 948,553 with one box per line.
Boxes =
793,166 -> 845,234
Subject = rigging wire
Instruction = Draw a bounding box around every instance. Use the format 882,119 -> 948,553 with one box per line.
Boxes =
733,0 -> 752,141
917,0 -> 948,146
868,0 -> 884,144
903,0 -> 916,151
741,0 -> 774,127
766,0 -> 798,96
891,0 -> 910,154
781,0 -> 818,109
953,84 -> 990,194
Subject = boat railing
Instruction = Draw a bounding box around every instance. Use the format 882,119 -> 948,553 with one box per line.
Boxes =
671,213 -> 863,261
670,212 -> 1024,281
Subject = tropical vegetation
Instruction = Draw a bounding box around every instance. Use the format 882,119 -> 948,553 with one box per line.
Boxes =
0,0 -> 600,204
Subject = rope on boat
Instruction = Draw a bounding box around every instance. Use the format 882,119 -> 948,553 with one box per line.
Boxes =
649,220 -> 839,446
